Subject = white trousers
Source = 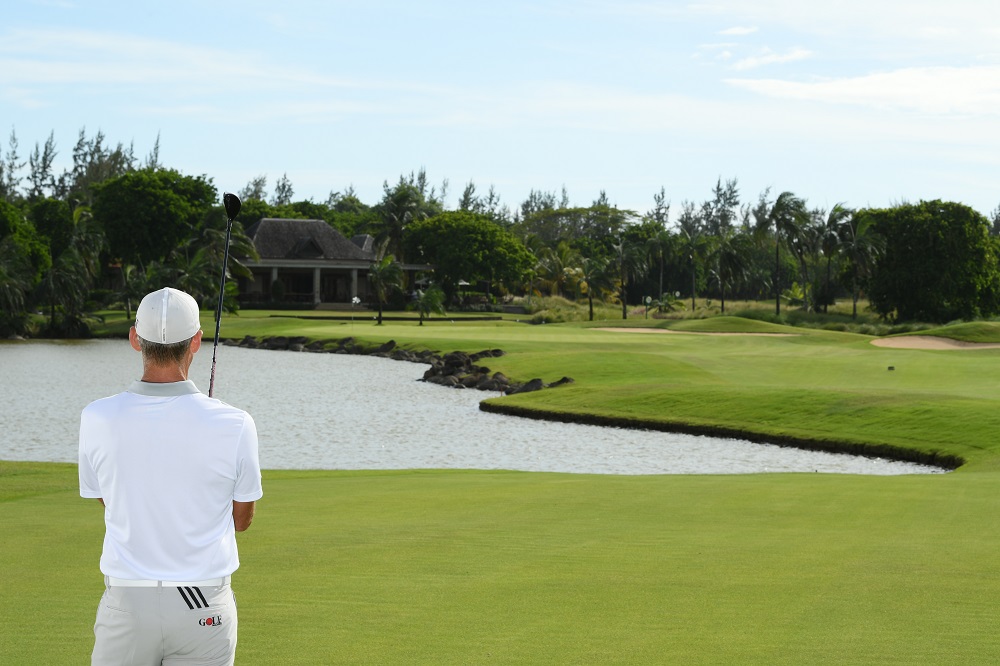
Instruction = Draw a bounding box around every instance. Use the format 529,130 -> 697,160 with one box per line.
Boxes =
92,581 -> 238,665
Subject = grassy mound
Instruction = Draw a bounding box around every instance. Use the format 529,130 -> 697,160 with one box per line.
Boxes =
898,320 -> 1000,343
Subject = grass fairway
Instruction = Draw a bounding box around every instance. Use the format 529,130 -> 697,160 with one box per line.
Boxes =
7,313 -> 1000,663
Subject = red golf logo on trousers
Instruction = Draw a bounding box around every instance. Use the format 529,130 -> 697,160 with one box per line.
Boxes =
199,615 -> 223,627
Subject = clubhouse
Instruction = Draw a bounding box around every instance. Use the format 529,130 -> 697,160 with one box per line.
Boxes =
237,218 -> 429,308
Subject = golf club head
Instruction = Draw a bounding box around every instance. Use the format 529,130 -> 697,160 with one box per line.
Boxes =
223,192 -> 242,221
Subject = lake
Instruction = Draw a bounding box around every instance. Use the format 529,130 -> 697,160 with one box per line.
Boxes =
0,340 -> 945,475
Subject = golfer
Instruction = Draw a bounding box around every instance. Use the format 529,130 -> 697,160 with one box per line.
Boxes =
79,287 -> 263,665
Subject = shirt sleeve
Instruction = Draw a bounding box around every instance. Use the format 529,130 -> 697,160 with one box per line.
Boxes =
78,410 -> 102,499
233,412 -> 263,502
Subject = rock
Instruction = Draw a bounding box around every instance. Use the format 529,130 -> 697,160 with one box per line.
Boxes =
239,338 -> 566,396
426,374 -> 460,387
263,336 -> 289,350
461,374 -> 484,388
507,378 -> 545,395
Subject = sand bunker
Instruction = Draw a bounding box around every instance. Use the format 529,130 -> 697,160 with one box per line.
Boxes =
596,327 -> 796,337
870,336 -> 1000,350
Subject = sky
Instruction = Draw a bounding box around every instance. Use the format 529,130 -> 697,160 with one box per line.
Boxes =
3,0 -> 1000,219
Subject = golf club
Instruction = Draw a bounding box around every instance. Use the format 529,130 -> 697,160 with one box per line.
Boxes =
209,192 -> 241,397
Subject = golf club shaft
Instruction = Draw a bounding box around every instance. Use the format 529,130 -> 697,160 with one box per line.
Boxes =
209,219 -> 234,398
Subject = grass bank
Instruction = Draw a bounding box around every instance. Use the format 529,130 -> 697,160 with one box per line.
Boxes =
7,311 -> 1000,662
6,463 -> 1000,664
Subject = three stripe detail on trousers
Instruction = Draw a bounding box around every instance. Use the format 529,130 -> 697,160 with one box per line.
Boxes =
177,586 -> 210,610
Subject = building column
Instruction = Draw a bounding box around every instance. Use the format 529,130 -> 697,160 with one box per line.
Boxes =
351,269 -> 358,299
270,267 -> 278,285
313,268 -> 321,305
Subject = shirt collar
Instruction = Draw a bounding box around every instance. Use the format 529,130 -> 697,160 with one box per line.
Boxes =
127,380 -> 202,397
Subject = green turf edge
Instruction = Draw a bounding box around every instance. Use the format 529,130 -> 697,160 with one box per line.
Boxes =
477,400 -> 963,470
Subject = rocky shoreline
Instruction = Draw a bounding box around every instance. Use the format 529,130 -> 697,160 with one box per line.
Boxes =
223,334 -> 574,395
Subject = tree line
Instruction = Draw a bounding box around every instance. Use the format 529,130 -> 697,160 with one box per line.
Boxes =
2,128 -> 999,337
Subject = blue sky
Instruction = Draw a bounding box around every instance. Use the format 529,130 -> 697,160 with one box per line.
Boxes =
4,0 -> 999,219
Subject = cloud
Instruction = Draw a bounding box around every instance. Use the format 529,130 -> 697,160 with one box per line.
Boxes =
718,26 -> 758,35
726,65 -> 1000,116
0,26 -> 439,113
732,47 -> 812,71
693,1 -> 1000,58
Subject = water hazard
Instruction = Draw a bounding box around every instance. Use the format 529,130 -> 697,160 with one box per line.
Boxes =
0,340 -> 945,475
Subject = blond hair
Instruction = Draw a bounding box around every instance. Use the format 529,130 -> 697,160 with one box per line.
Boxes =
137,336 -> 193,366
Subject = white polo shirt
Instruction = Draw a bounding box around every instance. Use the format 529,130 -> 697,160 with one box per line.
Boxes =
79,380 -> 263,581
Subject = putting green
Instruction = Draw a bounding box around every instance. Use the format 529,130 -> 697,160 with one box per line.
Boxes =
6,314 -> 1000,663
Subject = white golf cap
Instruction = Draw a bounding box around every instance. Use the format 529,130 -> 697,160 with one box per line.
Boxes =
135,287 -> 202,344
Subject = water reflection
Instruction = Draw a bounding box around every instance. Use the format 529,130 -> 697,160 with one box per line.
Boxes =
0,340 -> 945,475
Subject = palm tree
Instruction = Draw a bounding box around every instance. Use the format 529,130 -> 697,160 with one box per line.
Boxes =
0,236 -> 33,336
411,285 -> 446,325
36,204 -> 106,334
710,226 -> 752,313
368,254 -> 403,325
373,182 -> 427,263
610,236 -> 648,319
839,215 -> 883,319
676,207 -> 706,311
168,246 -> 219,305
578,255 -> 613,321
786,212 -> 820,312
36,250 -> 86,332
644,227 -> 674,299
535,241 -> 581,298
116,263 -> 145,321
818,204 -> 852,313
176,213 -> 259,312
757,191 -> 808,316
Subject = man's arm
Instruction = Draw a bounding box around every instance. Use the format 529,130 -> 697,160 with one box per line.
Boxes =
233,501 -> 255,532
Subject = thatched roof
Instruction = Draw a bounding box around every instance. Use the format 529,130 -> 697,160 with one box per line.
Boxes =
245,218 -> 375,262
352,234 -> 376,254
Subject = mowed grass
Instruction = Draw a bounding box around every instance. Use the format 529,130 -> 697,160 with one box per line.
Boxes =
8,464 -> 1000,664
8,312 -> 1000,663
